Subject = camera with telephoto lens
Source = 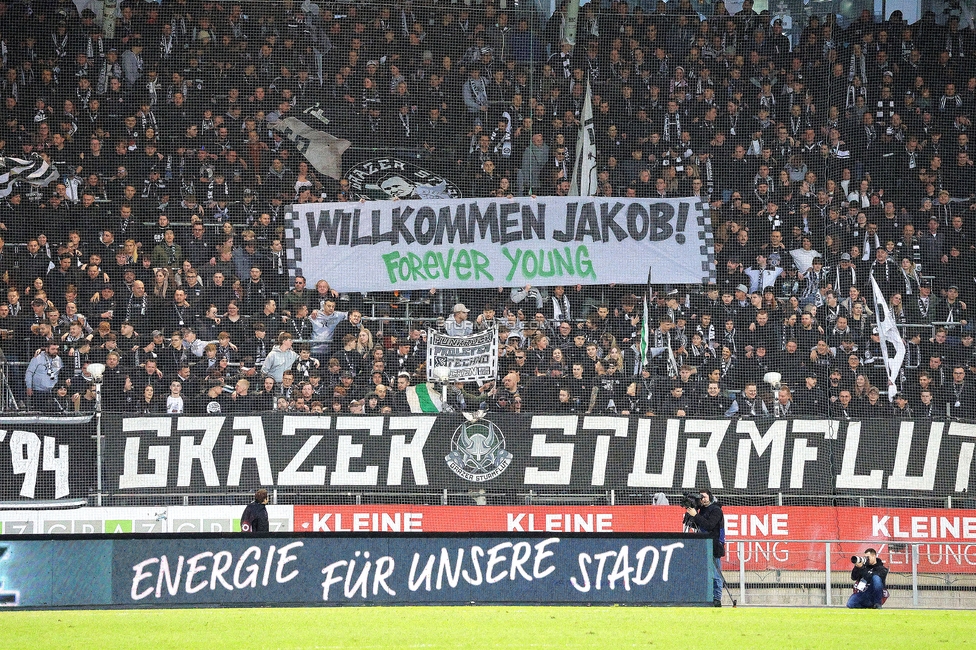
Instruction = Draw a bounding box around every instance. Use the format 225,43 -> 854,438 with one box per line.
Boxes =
681,492 -> 703,509
851,555 -> 868,564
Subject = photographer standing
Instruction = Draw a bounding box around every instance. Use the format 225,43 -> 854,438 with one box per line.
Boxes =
686,490 -> 726,607
240,488 -> 270,533
847,548 -> 888,609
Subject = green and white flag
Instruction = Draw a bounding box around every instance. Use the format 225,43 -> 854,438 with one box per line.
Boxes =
405,383 -> 443,413
639,289 -> 650,370
639,266 -> 652,370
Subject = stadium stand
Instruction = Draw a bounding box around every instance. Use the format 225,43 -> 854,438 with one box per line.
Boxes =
0,0 -> 973,421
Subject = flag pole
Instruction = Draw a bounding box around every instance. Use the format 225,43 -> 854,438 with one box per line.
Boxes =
564,0 -> 581,47
640,265 -> 652,370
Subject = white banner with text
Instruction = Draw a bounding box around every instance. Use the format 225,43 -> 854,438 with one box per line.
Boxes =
285,196 -> 714,291
426,329 -> 498,382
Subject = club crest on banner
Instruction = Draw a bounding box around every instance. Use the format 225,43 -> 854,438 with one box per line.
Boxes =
445,417 -> 512,482
345,158 -> 462,201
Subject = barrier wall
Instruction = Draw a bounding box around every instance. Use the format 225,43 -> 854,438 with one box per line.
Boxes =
102,415 -> 976,497
272,504 -> 976,574
0,533 -> 712,608
2,413 -> 975,578
0,506 -> 294,535
3,415 -> 976,500
2,506 -> 974,573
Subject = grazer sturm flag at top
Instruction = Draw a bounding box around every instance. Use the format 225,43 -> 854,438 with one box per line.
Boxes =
271,104 -> 352,180
569,79 -> 597,197
871,275 -> 906,400
0,155 -> 59,198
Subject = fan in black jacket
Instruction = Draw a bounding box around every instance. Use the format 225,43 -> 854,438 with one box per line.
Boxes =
697,381 -> 734,417
240,488 -> 270,533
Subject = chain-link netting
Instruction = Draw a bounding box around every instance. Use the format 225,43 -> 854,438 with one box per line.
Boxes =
2,4 -> 976,608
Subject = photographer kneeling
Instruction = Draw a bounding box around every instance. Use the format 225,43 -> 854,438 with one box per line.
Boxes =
847,548 -> 888,609
685,490 -> 726,607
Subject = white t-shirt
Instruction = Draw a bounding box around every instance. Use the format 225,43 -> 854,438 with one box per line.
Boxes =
166,395 -> 184,414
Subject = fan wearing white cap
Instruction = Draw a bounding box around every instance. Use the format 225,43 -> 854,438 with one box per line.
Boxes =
442,303 -> 474,336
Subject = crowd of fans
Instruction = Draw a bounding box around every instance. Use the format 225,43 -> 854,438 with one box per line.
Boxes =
1,0 -> 976,418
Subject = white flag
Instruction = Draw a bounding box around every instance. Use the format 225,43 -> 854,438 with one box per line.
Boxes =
414,181 -> 453,200
570,79 -> 597,197
0,155 -> 59,198
871,275 -> 906,401
272,117 -> 351,180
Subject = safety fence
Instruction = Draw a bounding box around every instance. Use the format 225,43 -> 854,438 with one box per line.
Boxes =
724,539 -> 976,609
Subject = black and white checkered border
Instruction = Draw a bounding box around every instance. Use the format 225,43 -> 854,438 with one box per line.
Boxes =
695,201 -> 717,283
283,202 -> 716,285
282,209 -> 303,283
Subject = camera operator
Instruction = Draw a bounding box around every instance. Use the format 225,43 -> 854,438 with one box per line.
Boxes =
240,488 -> 270,533
847,548 -> 888,609
685,489 -> 726,607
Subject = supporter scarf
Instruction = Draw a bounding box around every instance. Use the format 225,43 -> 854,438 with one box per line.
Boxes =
701,156 -> 714,196
940,94 -> 963,112
834,267 -> 855,294
127,294 -> 147,320
587,57 -> 601,81
160,34 -> 175,58
846,84 -> 867,109
773,400 -> 792,417
902,270 -> 916,296
469,76 -> 488,107
848,52 -> 867,84
399,112 -> 410,138
76,86 -> 91,109
663,111 -> 680,143
947,33 -> 966,58
97,62 -> 122,95
802,269 -> 824,300
51,33 -> 68,61
146,78 -> 161,105
876,99 -> 895,119
789,115 -> 802,137
901,40 -> 915,61
141,110 -> 159,134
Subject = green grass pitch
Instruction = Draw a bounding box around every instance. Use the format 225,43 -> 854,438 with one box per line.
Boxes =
0,606 -> 972,649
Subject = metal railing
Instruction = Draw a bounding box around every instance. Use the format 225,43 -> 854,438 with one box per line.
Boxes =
723,539 -> 976,609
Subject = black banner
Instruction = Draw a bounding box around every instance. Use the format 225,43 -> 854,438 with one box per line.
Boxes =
0,533 -> 712,607
100,415 -> 976,498
0,416 -> 94,501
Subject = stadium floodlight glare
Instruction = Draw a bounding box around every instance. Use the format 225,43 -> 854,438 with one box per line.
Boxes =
87,363 -> 106,382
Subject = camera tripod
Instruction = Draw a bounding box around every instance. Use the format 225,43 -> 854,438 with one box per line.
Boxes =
684,517 -> 738,607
